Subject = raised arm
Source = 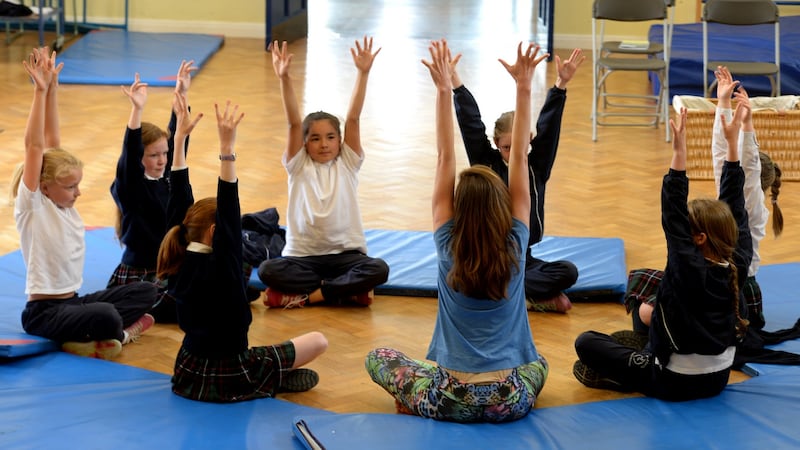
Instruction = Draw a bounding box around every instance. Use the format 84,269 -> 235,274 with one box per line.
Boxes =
499,43 -> 547,225
22,48 -> 56,191
670,107 -> 688,171
174,59 -> 197,101
718,102 -> 751,271
344,36 -> 381,156
554,48 -> 585,90
216,100 -> 244,184
450,54 -> 499,168
711,66 -> 739,190
529,48 -> 582,181
169,60 -> 198,169
721,101 -> 747,164
122,73 -> 148,130
172,90 -> 203,170
733,87 -> 768,251
422,39 -> 456,229
43,48 -> 62,149
270,40 -> 304,161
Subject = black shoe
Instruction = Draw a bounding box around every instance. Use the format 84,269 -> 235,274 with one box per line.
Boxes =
609,329 -> 648,352
246,286 -> 263,303
572,360 -> 630,391
279,368 -> 319,393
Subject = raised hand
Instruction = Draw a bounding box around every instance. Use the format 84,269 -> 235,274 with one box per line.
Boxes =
499,42 -> 548,86
715,66 -> 739,105
669,107 -> 688,170
173,91 -> 203,137
350,36 -> 382,74
44,48 -> 63,90
670,107 -> 687,153
121,73 -> 148,111
448,51 -> 463,88
733,86 -> 753,128
421,39 -> 454,90
555,48 -> 585,89
23,47 -> 54,91
269,40 -> 292,79
722,101 -> 748,145
175,59 -> 198,96
216,100 -> 244,153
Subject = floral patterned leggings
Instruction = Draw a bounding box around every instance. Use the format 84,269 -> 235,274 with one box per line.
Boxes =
365,347 -> 548,423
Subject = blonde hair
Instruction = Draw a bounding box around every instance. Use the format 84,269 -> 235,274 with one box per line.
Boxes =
157,197 -> 216,279
493,111 -> 514,141
9,148 -> 83,204
688,198 -> 748,337
759,151 -> 784,237
447,165 -> 519,300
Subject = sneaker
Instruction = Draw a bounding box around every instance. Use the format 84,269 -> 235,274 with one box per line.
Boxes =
526,292 -> 572,313
610,329 -> 648,352
62,339 -> 122,360
122,313 -> 155,344
572,360 -> 629,391
264,288 -> 309,309
279,368 -> 319,392
348,290 -> 374,306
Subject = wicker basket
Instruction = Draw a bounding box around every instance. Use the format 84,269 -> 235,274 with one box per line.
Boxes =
684,102 -> 800,181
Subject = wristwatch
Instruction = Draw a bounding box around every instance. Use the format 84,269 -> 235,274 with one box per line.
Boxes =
219,153 -> 236,161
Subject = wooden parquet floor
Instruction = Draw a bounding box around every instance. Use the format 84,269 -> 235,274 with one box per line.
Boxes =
1,0 -> 797,414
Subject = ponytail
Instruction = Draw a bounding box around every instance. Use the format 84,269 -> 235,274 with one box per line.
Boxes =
8,163 -> 24,205
769,164 -> 783,237
156,197 -> 217,280
759,152 -> 784,237
157,224 -> 188,279
727,258 -> 749,339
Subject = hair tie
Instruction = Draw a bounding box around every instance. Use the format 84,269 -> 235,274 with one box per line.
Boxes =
177,223 -> 188,245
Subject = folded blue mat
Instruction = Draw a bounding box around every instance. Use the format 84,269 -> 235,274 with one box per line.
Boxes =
58,30 -> 224,86
649,16 -> 800,97
250,231 -> 628,301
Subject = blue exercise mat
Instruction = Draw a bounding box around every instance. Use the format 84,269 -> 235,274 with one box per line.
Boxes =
292,370 -> 800,449
250,231 -> 628,301
0,351 -> 330,449
0,227 -> 125,358
649,16 -> 800,97
741,262 -> 800,377
58,30 -> 224,86
0,227 -> 798,448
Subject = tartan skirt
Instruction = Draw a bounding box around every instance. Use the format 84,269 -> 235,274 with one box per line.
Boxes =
625,268 -> 763,329
172,341 -> 296,403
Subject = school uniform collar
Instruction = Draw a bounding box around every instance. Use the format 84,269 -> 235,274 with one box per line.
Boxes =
187,241 -> 212,253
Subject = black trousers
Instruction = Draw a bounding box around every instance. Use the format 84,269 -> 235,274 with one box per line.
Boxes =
524,254 -> 578,300
21,282 -> 158,343
258,251 -> 389,300
575,330 -> 730,401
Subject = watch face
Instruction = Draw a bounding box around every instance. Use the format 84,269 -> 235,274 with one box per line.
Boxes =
220,154 -> 236,161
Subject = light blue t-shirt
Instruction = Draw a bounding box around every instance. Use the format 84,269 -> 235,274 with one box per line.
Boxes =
426,218 -> 540,373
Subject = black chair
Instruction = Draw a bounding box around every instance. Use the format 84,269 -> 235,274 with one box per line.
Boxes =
702,0 -> 780,97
